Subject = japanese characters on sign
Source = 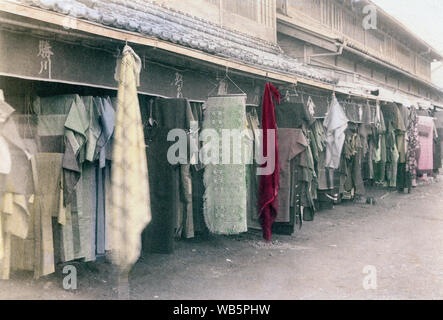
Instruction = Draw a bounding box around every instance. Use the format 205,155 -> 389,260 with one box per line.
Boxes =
38,40 -> 54,79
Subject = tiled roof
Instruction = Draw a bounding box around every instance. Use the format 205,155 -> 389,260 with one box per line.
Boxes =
13,0 -> 335,84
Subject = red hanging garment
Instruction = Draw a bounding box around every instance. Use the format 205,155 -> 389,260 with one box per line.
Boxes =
258,83 -> 280,241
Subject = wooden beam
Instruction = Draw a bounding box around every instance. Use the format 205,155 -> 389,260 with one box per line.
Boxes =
277,21 -> 338,52
0,1 -> 333,91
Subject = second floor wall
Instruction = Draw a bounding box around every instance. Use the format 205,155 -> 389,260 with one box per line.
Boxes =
278,33 -> 442,103
149,0 -> 436,83
150,0 -> 277,42
432,62 -> 443,89
141,0 -> 439,99
276,0 -> 434,82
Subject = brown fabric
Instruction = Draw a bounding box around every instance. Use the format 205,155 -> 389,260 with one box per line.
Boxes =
62,140 -> 81,207
276,128 -> 308,223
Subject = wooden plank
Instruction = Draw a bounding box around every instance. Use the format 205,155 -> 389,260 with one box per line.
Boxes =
277,21 -> 338,52
0,31 -> 259,104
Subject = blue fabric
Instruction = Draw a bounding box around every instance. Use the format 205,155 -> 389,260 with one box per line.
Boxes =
96,97 -> 115,168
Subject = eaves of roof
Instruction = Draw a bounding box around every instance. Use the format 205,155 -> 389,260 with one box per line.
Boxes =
277,13 -> 443,95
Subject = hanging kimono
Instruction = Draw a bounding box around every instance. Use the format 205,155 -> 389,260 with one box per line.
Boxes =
96,97 -> 115,168
0,136 -> 11,175
96,97 -> 115,254
434,110 -> 443,170
33,95 -> 78,153
311,119 -> 335,210
274,100 -> 314,129
258,83 -> 280,241
245,107 -> 261,230
143,123 -> 176,254
35,95 -> 88,263
77,96 -> 116,261
417,116 -> 435,172
0,100 -> 14,175
433,126 -> 441,171
78,96 -> 98,262
8,195 -> 35,274
62,97 -> 97,262
202,94 -> 248,235
339,124 -> 366,198
275,128 -> 308,224
1,193 -> 32,279
382,102 -> 405,188
101,97 -> 116,252
109,45 -> 151,273
272,94 -> 317,228
324,96 -> 348,169
0,102 -> 37,280
142,97 -> 195,254
396,104 -> 409,191
156,98 -> 195,239
386,122 -> 399,188
189,102 -> 207,235
406,107 -> 419,187
0,100 -> 14,123
83,96 -> 102,163
89,97 -> 106,256
374,103 -> 387,184
33,153 -> 60,269
360,102 -> 375,182
295,140 -> 317,221
63,95 -> 89,206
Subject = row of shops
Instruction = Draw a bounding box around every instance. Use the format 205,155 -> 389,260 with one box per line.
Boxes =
1,0 -> 443,280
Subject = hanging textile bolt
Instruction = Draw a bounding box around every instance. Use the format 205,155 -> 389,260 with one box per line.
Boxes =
110,45 -> 151,297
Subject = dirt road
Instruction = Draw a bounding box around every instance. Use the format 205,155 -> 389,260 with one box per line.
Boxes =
2,177 -> 443,300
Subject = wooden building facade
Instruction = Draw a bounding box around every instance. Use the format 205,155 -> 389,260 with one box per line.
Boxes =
276,0 -> 443,104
